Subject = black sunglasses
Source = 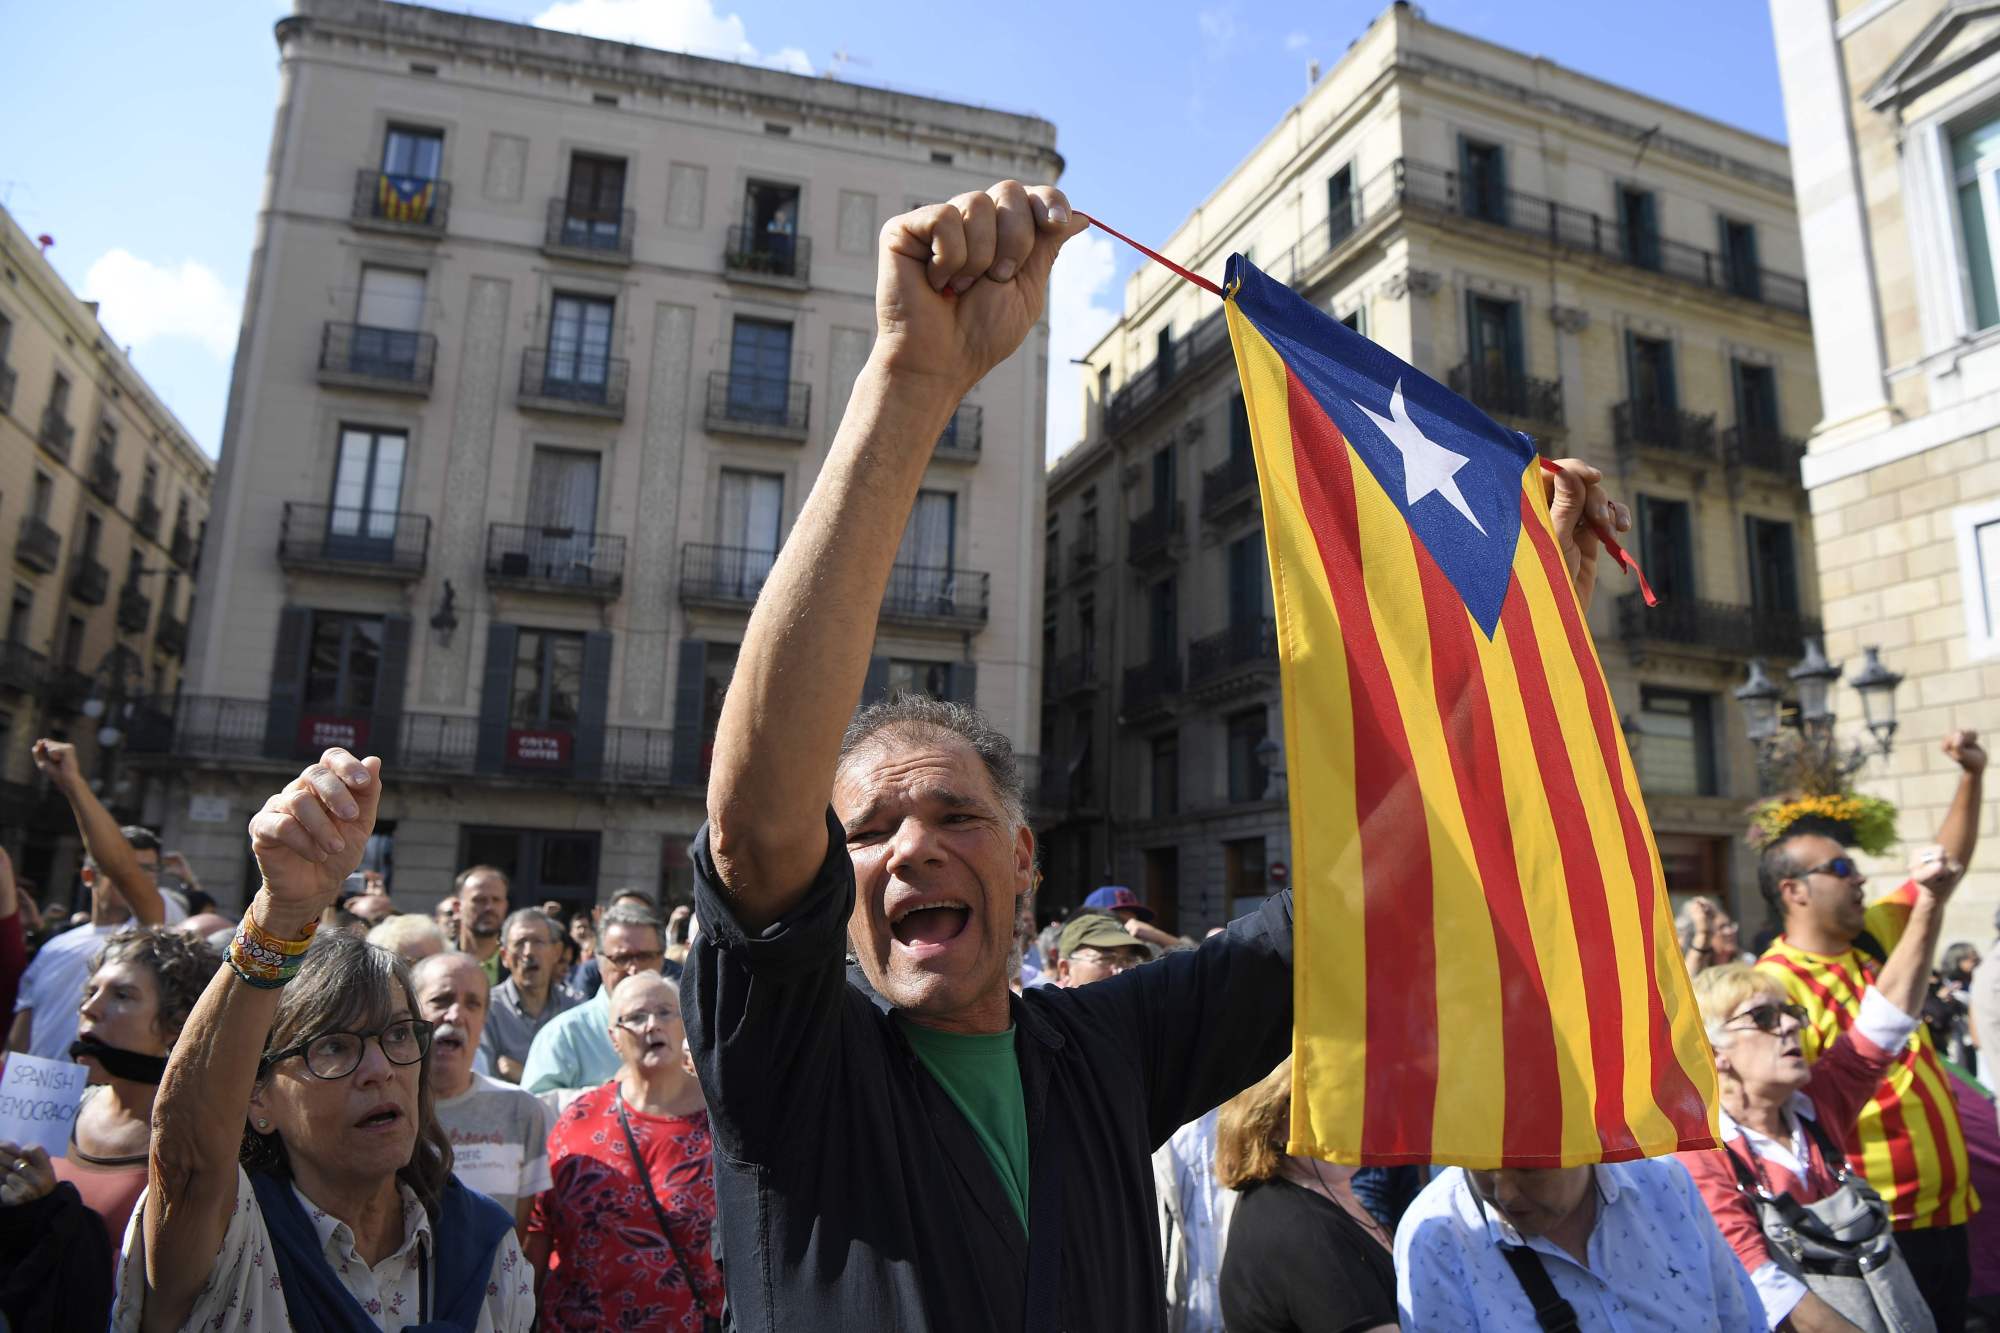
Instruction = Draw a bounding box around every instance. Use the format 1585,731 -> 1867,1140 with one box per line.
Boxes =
1801,856 -> 1859,880
1727,1002 -> 1808,1035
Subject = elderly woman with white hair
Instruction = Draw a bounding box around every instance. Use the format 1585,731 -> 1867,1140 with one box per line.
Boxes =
112,752 -> 533,1331
1674,847 -> 1967,1333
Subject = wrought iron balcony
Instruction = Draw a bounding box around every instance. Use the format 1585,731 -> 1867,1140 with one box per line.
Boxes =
1043,648 -> 1099,699
0,362 -> 15,414
1613,400 -> 1717,462
1105,309 -> 1233,435
1447,363 -> 1565,431
0,641 -> 47,695
1067,530 -> 1099,581
1723,425 -> 1806,479
485,522 -> 625,598
1616,593 -> 1821,660
543,199 -> 634,264
518,347 -> 628,419
723,224 -> 811,286
135,494 -> 162,539
155,611 -> 187,659
1201,450 -> 1259,523
679,542 -> 776,609
318,322 -> 437,395
117,582 -> 152,634
351,168 -> 450,235
14,515 -> 60,574
38,408 -> 72,463
704,370 -> 810,441
279,503 -> 430,579
88,450 -> 121,506
69,555 -> 109,605
1127,501 -> 1184,567
45,667 -> 94,714
1122,656 -> 1183,716
880,563 -> 990,630
1188,617 -> 1278,690
169,522 -> 196,568
935,404 -> 983,461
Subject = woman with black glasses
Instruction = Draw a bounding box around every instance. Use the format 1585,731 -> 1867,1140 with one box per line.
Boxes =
111,751 -> 534,1331
1676,845 -> 1965,1333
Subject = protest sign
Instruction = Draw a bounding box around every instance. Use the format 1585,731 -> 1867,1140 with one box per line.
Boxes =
0,1052 -> 89,1158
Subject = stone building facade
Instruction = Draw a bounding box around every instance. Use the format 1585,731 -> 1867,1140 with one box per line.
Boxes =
143,0 -> 1059,914
1042,2 -> 1822,932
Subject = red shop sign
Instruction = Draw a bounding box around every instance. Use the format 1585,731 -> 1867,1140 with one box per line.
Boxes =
508,728 -> 572,768
299,715 -> 370,755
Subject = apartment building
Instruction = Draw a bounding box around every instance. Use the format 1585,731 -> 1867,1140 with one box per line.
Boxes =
1042,1 -> 1821,932
1769,0 -> 2000,941
141,0 -> 1060,912
0,204 -> 214,894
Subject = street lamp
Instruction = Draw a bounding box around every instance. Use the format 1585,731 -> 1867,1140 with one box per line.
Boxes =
1848,646 -> 1904,757
1787,638 -> 1841,735
1254,734 -> 1287,802
1733,642 -> 1903,793
1732,659 -> 1783,747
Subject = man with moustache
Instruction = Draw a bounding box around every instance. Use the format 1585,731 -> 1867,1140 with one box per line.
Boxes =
481,908 -> 583,1084
411,950 -> 552,1229
454,865 -> 512,985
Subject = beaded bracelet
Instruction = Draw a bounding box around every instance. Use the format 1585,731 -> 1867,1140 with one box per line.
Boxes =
227,912 -> 318,989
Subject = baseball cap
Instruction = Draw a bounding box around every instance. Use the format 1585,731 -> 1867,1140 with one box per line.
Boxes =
1083,885 -> 1155,922
1059,912 -> 1145,959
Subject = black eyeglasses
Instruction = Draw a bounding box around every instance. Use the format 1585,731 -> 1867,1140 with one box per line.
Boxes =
1802,856 -> 1859,880
264,1018 -> 434,1080
602,949 -> 665,971
1727,1002 -> 1808,1035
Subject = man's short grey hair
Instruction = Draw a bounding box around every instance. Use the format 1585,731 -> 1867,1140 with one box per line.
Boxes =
599,902 -> 666,940
501,907 -> 562,946
839,692 -> 1027,827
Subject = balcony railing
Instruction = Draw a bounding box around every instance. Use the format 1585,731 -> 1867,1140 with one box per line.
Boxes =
485,523 -> 626,598
279,503 -> 430,579
14,515 -> 60,574
679,543 -> 776,608
69,555 -> 109,605
1189,617 -> 1278,688
1613,400 -> 1717,461
1043,648 -> 1099,699
1723,425 -> 1806,478
169,522 -> 196,569
723,225 -> 811,285
0,641 -> 47,695
351,169 -> 450,235
1128,501 -> 1184,566
1201,450 -> 1259,521
1617,594 -> 1821,659
704,370 -> 810,441
543,199 -> 634,263
880,563 -> 990,629
155,612 -> 187,658
45,667 -> 94,714
936,404 -> 983,460
318,322 -> 437,394
0,363 -> 15,414
135,494 -> 162,539
1122,656 -> 1183,715
1446,363 -> 1565,431
1106,309 -> 1233,435
117,582 -> 152,634
38,408 -> 72,463
1068,530 -> 1099,581
518,347 -> 628,419
88,450 -> 121,506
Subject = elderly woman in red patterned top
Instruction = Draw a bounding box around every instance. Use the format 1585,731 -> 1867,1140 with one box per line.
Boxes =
525,971 -> 722,1331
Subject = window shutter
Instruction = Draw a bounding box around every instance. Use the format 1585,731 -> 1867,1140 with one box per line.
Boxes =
1503,301 -> 1525,381
475,623 -> 519,773
946,661 -> 977,706
670,638 -> 708,787
263,607 -> 312,760
572,631 -> 614,780
1660,341 -> 1680,412
862,655 -> 890,704
370,614 -> 412,763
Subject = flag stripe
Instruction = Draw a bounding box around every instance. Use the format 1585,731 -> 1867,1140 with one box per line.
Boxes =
1283,368 -> 1440,1162
1516,495 -> 1714,1145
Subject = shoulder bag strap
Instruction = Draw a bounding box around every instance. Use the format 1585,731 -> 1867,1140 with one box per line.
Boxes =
1793,1107 -> 1853,1183
615,1095 -> 722,1322
1499,1244 -> 1582,1333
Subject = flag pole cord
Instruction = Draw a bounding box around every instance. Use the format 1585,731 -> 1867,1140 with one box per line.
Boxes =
1077,212 -> 1657,607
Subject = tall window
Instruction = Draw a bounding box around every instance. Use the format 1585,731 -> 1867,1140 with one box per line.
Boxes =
893,490 -> 958,610
1147,577 -> 1177,665
717,469 -> 783,597
1734,361 -> 1780,436
1150,731 -> 1179,818
162,573 -> 180,618
0,309 -> 12,364
304,612 -> 384,716
1076,590 -> 1097,664
1952,113 -> 2000,330
7,585 -> 30,645
728,318 -> 794,423
1617,187 -> 1660,270
700,642 -> 740,773
561,153 -> 628,249
141,459 -> 159,503
1720,217 -> 1761,300
511,629 -> 586,728
30,472 -> 53,520
381,126 -> 443,181
48,371 -> 70,421
1227,532 -> 1267,627
1156,325 -> 1175,382
1637,496 -> 1695,602
1151,444 -> 1176,513
1745,517 -> 1800,615
1459,137 -> 1506,223
544,295 -> 614,399
1627,335 -> 1678,411
352,267 -> 426,378
526,447 -> 602,580
327,426 -> 406,558
1636,688 -> 1718,796
885,659 -> 952,698
60,614 -> 85,669
1467,295 -> 1523,395
740,180 -> 802,272
1227,708 -> 1269,803
82,511 -> 103,560
1328,164 -> 1356,243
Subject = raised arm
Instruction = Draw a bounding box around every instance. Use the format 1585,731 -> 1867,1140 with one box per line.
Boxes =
705,182 -> 1085,930
140,749 -> 379,1331
1874,843 -> 1968,1021
33,738 -> 165,926
1933,731 -> 1986,870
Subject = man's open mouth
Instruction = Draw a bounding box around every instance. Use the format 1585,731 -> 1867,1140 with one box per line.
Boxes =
888,897 -> 973,951
434,1026 -> 467,1055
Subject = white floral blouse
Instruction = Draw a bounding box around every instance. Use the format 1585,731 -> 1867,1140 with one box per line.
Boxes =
111,1164 -> 535,1331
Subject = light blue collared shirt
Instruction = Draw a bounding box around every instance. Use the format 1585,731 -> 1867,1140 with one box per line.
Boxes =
1393,1157 -> 1762,1332
518,987 -> 618,1094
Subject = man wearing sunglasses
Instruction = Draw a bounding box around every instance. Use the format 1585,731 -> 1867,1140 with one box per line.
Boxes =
1757,730 -> 1987,1331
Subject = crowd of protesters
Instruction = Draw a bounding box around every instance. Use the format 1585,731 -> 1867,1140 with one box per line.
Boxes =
1,181 -> 1998,1331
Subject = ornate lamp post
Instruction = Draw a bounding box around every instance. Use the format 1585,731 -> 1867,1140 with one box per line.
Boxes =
1733,640 -> 1903,794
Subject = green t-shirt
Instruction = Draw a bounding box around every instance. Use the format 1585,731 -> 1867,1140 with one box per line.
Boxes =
897,1017 -> 1030,1228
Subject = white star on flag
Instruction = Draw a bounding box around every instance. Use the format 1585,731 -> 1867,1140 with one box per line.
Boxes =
1352,380 -> 1486,535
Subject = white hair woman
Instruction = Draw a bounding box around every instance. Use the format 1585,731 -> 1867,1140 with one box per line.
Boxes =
112,752 -> 534,1331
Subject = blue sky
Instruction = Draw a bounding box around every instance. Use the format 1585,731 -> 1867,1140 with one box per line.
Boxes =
0,0 -> 1788,461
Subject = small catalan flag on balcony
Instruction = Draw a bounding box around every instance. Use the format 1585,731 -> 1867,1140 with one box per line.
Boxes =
377,173 -> 435,225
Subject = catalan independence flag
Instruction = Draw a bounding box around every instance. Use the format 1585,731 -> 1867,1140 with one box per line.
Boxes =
1224,255 -> 1718,1167
377,173 -> 435,225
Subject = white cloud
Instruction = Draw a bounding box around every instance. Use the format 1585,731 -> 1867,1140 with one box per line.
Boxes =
82,251 -> 240,359
1043,231 -> 1121,464
1284,30 -> 1311,52
1196,6 -> 1239,57
532,0 -> 814,74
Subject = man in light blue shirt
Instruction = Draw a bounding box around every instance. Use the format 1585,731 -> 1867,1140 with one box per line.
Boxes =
1394,1157 -> 1761,1331
519,903 -> 664,1095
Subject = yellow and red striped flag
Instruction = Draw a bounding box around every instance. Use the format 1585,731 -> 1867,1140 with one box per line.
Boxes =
1223,255 -> 1718,1167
